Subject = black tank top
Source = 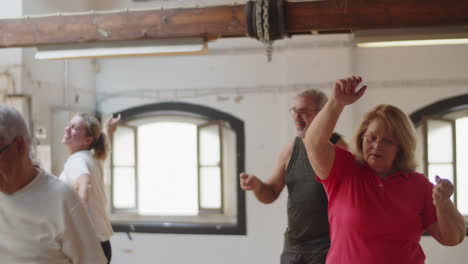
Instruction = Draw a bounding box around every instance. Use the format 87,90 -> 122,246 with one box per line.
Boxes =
283,133 -> 341,253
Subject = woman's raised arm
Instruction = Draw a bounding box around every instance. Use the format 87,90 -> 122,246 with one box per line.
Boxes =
304,76 -> 366,180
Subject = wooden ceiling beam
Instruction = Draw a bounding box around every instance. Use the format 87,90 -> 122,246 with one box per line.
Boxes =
0,0 -> 468,48
0,6 -> 247,48
286,0 -> 468,33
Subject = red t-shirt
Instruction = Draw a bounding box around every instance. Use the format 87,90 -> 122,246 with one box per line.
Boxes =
318,146 -> 437,264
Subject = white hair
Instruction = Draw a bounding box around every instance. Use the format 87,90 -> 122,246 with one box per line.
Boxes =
296,89 -> 328,109
0,105 -> 31,148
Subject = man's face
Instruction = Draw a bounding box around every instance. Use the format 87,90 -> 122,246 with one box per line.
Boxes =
290,96 -> 320,138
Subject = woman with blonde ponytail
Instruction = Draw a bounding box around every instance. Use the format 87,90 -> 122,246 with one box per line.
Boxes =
59,112 -> 120,264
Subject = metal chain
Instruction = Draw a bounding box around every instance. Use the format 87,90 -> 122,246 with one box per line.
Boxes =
255,0 -> 263,47
254,0 -> 274,62
262,0 -> 273,61
262,0 -> 270,43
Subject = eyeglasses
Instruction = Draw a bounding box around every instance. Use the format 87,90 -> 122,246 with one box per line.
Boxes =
0,142 -> 12,156
363,135 -> 397,147
289,107 -> 320,117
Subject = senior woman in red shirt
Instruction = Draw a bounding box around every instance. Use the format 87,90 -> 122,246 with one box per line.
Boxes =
304,76 -> 465,264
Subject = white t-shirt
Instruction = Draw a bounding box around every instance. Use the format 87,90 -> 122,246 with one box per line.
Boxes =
0,168 -> 107,264
59,150 -> 113,241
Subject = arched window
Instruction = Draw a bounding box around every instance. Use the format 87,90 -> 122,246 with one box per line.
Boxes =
410,94 -> 468,218
109,102 -> 246,235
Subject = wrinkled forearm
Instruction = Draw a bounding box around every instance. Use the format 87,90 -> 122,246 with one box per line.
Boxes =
253,182 -> 279,204
305,99 -> 344,152
435,200 -> 466,246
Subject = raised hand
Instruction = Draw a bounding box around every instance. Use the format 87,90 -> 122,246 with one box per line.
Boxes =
104,114 -> 121,138
433,175 -> 455,206
332,76 -> 367,106
240,172 -> 261,191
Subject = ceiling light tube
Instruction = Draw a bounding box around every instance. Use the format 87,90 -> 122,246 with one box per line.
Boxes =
35,38 -> 207,60
355,26 -> 468,48
357,38 -> 468,48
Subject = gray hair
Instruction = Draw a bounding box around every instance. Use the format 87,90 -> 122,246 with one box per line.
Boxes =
296,89 -> 328,109
0,105 -> 31,148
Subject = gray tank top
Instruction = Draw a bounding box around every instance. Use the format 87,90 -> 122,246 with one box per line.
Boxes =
283,133 -> 341,253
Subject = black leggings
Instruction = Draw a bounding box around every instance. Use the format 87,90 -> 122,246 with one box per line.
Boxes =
101,240 -> 112,264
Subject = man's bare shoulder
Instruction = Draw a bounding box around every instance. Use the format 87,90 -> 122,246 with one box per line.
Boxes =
278,137 -> 297,165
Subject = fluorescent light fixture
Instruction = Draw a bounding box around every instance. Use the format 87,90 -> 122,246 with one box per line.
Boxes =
355,26 -> 468,48
35,38 -> 207,60
358,38 -> 468,48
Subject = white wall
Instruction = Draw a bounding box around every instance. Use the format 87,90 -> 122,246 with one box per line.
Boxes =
22,0 -> 91,14
20,0 -> 97,174
0,1 -> 23,108
96,34 -> 468,264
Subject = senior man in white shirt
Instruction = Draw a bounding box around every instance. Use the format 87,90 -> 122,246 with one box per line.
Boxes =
0,105 -> 107,264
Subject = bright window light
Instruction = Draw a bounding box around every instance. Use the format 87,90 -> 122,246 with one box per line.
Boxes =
456,117 -> 468,215
199,125 -> 221,166
108,103 -> 245,235
112,126 -> 136,209
427,120 -> 453,164
138,122 -> 198,215
426,119 -> 455,202
200,167 -> 222,209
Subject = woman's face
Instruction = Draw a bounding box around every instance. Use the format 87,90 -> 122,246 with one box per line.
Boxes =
62,115 -> 93,150
362,119 -> 399,176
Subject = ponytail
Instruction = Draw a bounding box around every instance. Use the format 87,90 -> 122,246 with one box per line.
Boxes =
77,113 -> 110,161
90,132 -> 109,161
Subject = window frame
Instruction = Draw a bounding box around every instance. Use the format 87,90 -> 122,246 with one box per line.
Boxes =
422,116 -> 457,206
410,93 -> 468,234
108,102 -> 246,235
197,121 -> 224,214
111,124 -> 139,214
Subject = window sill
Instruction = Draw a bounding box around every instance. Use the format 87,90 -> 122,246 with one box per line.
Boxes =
111,212 -> 245,235
111,221 -> 246,235
111,213 -> 237,224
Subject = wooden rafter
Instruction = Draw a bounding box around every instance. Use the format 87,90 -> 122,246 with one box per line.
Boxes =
0,6 -> 246,48
286,0 -> 468,33
0,0 -> 468,48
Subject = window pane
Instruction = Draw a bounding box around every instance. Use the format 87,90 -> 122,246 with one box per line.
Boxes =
113,126 -> 135,166
456,117 -> 468,215
200,167 -> 222,209
222,127 -> 238,218
427,120 -> 453,163
199,125 -> 220,166
428,164 -> 454,184
113,167 -> 136,208
138,122 -> 198,215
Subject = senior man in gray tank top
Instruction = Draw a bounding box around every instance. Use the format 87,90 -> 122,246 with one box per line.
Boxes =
240,89 -> 348,264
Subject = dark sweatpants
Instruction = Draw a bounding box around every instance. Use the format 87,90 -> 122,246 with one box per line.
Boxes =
280,251 -> 327,264
101,240 -> 112,264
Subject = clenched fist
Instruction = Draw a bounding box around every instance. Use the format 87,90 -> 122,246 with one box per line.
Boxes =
433,175 -> 455,206
240,172 -> 261,191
